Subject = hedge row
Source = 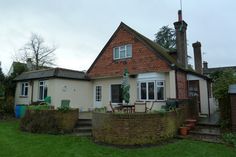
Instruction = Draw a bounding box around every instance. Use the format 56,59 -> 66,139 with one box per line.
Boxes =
20,109 -> 79,134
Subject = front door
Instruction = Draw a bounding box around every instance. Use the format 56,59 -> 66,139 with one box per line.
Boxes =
94,86 -> 102,108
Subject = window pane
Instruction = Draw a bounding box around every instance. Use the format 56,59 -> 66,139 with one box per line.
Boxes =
96,86 -> 102,102
114,48 -> 119,59
21,83 -> 24,95
141,82 -> 146,100
39,86 -> 43,100
126,45 -> 132,57
157,87 -> 164,100
148,82 -> 154,100
44,86 -> 48,99
120,50 -> 125,58
25,86 -> 28,96
111,85 -> 122,103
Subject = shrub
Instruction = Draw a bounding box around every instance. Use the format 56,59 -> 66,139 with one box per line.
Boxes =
27,105 -> 53,110
20,109 -> 79,134
222,133 -> 236,147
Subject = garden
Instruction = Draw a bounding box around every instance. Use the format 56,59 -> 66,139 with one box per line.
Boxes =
0,120 -> 235,157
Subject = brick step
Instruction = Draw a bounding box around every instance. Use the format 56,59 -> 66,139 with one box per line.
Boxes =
188,134 -> 223,144
74,126 -> 92,133
74,132 -> 92,137
76,119 -> 92,127
189,126 -> 221,137
197,122 -> 220,127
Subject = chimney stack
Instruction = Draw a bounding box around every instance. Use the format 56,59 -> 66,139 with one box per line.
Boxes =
26,58 -> 33,71
192,41 -> 203,74
203,61 -> 208,69
174,10 -> 188,68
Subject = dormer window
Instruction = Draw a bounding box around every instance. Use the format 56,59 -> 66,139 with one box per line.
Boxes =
113,44 -> 132,60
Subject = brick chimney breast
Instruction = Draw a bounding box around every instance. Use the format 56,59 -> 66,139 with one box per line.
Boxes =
192,41 -> 203,74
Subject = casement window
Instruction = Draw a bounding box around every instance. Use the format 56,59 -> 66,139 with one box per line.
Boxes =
95,86 -> 102,102
39,81 -> 47,101
20,82 -> 29,97
111,84 -> 122,103
113,44 -> 132,60
139,81 -> 165,101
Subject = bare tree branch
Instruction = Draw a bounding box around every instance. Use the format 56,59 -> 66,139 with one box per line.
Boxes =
13,33 -> 57,70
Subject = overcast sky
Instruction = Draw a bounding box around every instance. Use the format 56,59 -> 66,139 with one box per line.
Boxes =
0,0 -> 236,74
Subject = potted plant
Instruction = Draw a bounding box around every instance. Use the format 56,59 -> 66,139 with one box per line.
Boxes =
179,126 -> 188,136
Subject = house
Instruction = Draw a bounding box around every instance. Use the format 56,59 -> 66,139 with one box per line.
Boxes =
14,68 -> 92,111
87,10 -> 212,115
14,10 -> 213,115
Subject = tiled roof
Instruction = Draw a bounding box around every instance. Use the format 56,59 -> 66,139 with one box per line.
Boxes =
14,68 -> 88,81
203,66 -> 236,75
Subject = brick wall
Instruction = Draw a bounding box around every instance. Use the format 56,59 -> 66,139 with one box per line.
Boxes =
92,98 -> 197,146
88,27 -> 171,78
176,71 -> 188,99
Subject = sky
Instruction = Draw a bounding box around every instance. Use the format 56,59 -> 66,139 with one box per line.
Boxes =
0,0 -> 236,74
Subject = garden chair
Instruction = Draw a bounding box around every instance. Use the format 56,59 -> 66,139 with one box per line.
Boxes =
109,101 -> 123,112
134,101 -> 146,113
146,101 -> 157,112
61,99 -> 70,108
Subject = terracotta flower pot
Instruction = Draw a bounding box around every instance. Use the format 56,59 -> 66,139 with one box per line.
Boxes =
179,126 -> 188,136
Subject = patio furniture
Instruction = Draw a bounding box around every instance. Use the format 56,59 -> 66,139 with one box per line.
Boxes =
109,102 -> 123,112
61,99 -> 70,108
146,101 -> 157,112
122,104 -> 135,113
134,101 -> 147,113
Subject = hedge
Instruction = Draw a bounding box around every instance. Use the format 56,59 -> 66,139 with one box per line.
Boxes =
20,109 -> 79,134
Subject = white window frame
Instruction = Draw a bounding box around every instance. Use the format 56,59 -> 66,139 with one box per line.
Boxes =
138,80 -> 165,101
156,81 -> 165,101
20,82 -> 29,97
95,86 -> 102,102
38,81 -> 47,101
113,44 -> 132,60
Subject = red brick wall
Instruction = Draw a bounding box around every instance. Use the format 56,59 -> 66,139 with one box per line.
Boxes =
176,71 -> 188,99
88,27 -> 171,78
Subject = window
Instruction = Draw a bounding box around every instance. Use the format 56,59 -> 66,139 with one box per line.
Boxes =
95,86 -> 102,102
20,82 -> 29,97
113,44 -> 132,60
111,84 -> 122,103
139,81 -> 165,101
39,81 -> 47,100
157,81 -> 164,100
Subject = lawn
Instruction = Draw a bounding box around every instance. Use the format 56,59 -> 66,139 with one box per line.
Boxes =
0,120 -> 235,157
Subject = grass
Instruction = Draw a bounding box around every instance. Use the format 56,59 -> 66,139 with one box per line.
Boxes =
0,120 -> 235,157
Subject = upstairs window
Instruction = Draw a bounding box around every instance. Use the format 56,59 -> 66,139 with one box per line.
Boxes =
113,44 -> 132,60
20,82 -> 29,97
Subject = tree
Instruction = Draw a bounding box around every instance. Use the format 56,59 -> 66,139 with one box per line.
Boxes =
15,33 -> 56,70
154,25 -> 176,51
212,69 -> 236,129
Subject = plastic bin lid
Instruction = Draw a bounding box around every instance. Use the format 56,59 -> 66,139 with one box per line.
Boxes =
228,84 -> 236,94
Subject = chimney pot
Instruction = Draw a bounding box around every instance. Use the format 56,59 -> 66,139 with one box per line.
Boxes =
26,58 -> 33,71
178,10 -> 182,21
203,61 -> 208,69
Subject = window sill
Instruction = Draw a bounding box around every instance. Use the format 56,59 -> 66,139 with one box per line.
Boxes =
19,96 -> 28,98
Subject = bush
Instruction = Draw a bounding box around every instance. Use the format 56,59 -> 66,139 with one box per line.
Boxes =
222,133 -> 236,147
20,109 -> 79,134
27,105 -> 53,110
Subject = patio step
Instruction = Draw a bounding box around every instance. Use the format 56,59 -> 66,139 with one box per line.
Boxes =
187,124 -> 222,143
74,119 -> 92,137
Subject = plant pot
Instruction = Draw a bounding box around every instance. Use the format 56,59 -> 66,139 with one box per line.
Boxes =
179,126 -> 188,136
185,123 -> 194,130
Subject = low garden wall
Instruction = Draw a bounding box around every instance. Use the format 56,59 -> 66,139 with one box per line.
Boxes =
20,109 -> 79,134
92,98 -> 197,146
